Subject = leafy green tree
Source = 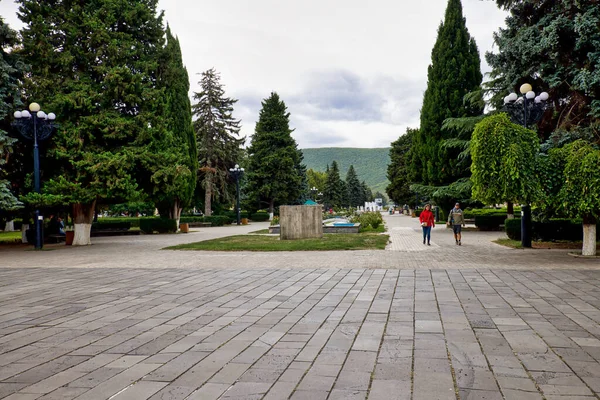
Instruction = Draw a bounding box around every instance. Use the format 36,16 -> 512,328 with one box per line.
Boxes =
471,113 -> 540,206
246,92 -> 305,217
487,0 -> 600,135
193,68 -> 244,216
151,26 -> 197,226
323,160 -> 344,208
307,168 -> 327,193
361,181 -> 373,203
557,140 -> 600,256
17,0 -> 166,245
373,191 -> 387,206
345,165 -> 362,207
386,128 -> 416,206
0,16 -> 24,219
413,0 -> 483,185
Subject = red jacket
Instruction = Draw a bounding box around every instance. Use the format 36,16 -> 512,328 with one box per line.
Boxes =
419,209 -> 435,228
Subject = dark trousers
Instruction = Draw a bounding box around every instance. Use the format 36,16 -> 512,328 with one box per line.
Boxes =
422,226 -> 431,242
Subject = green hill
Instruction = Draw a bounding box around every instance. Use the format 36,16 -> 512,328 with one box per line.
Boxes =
301,148 -> 391,194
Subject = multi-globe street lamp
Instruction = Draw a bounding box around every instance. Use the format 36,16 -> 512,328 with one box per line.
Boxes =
310,186 -> 318,202
229,164 -> 244,225
12,103 -> 57,250
504,83 -> 551,248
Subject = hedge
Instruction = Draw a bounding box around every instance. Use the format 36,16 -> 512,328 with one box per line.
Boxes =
505,218 -> 597,241
250,212 -> 270,222
223,210 -> 249,220
464,208 -> 521,219
140,218 -> 177,234
180,215 -> 233,226
96,217 -> 143,228
474,215 -> 506,231
91,221 -> 131,231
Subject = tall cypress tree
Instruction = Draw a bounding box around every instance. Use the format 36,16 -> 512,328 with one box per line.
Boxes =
150,26 -> 197,226
246,92 -> 305,217
323,160 -> 344,208
17,0 -> 166,245
192,68 -> 244,216
387,128 -> 417,206
413,0 -> 483,185
345,165 -> 362,207
0,16 -> 24,214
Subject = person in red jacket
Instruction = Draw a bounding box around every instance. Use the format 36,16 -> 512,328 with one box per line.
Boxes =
419,204 -> 436,245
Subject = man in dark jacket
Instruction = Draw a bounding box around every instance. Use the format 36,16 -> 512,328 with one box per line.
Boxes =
447,203 -> 466,245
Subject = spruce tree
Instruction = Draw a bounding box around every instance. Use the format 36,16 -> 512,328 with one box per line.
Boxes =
150,26 -> 197,226
17,0 -> 166,245
345,165 -> 362,207
361,181 -> 373,203
413,0 -> 483,185
323,161 -> 344,208
193,68 -> 244,216
0,16 -> 23,214
246,92 -> 305,217
387,128 -> 417,206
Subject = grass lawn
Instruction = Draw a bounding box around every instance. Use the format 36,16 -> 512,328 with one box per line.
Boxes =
494,238 -> 599,250
166,232 -> 389,251
249,229 -> 270,234
0,231 -> 22,244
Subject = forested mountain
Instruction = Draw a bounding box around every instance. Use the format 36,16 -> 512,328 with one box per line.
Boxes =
301,148 -> 390,193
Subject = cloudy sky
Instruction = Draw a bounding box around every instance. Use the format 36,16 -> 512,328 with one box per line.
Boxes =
0,0 -> 507,149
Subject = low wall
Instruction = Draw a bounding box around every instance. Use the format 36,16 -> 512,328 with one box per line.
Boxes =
279,205 -> 323,240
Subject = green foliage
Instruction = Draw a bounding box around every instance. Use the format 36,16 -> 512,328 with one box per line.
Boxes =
474,215 -> 505,231
323,161 -> 345,208
193,68 -> 244,215
471,113 -> 541,205
558,140 -> 600,224
505,218 -> 521,240
413,0 -> 483,185
345,165 -> 363,207
246,92 -> 305,214
140,218 -> 177,234
506,218 -> 595,242
307,169 -> 327,193
302,148 -> 390,193
487,1 -> 600,132
350,211 -> 384,231
91,221 -> 132,231
464,208 -> 520,219
386,129 -> 416,205
19,192 -> 66,208
0,16 -> 25,211
270,216 -> 280,226
17,0 -> 167,214
108,202 -> 155,217
97,217 -> 145,228
250,212 -> 270,222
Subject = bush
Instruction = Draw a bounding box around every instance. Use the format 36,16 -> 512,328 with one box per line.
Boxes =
223,210 -> 249,220
250,212 -> 270,222
97,217 -> 142,228
270,216 -> 280,226
351,212 -> 384,231
475,215 -> 506,231
505,218 -> 521,240
140,218 -> 177,234
205,215 -> 233,226
92,221 -> 131,231
464,207 -> 521,219
415,210 -> 422,217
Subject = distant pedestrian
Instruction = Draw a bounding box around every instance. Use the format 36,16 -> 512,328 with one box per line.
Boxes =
419,204 -> 435,245
447,202 -> 466,245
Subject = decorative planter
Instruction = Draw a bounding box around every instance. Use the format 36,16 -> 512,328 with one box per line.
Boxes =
179,223 -> 189,233
65,231 -> 75,245
241,218 -> 249,225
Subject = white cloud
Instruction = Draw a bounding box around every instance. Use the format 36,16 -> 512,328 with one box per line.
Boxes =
0,0 -> 507,148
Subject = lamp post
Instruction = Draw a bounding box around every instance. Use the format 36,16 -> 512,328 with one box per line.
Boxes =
503,83 -> 551,248
310,186 -> 318,202
12,103 -> 57,250
229,164 -> 244,225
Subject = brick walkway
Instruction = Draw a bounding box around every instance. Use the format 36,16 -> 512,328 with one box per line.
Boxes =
1,214 -> 600,399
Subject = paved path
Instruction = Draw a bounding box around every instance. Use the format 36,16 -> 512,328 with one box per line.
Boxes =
1,214 -> 600,399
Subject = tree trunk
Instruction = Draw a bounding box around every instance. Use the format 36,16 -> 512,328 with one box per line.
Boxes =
506,202 -> 514,219
72,200 -> 96,246
582,216 -> 597,256
21,223 -> 29,243
269,199 -> 274,221
4,219 -> 15,231
172,199 -> 181,231
204,173 -> 212,217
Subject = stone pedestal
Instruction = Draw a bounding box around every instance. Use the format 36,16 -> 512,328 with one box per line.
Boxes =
280,205 -> 323,240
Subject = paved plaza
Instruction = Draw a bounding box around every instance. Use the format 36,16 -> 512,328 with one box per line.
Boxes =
0,214 -> 599,399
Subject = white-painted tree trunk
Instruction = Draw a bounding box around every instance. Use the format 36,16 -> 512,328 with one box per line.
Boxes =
73,223 -> 92,246
21,224 -> 29,243
4,220 -> 15,231
172,201 -> 181,232
582,224 -> 597,256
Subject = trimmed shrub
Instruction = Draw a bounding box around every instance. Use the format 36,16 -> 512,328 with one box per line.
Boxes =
533,219 -> 583,242
475,215 -> 505,231
96,217 -> 141,228
140,218 -> 177,234
223,210 -> 249,220
504,218 -> 521,240
351,212 -> 383,231
92,221 -> 131,231
205,215 -> 233,226
250,212 -> 270,222
415,210 -> 422,217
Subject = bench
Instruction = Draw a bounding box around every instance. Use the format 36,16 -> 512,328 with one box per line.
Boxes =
46,234 -> 65,243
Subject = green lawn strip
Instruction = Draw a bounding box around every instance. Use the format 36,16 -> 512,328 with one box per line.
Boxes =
494,238 -> 599,249
249,229 -> 270,234
0,231 -> 22,244
165,232 -> 389,251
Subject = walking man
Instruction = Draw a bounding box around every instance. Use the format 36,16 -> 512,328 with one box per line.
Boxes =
447,202 -> 466,245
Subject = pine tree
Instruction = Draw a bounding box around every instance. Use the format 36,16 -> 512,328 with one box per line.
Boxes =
413,0 -> 483,185
17,0 -> 166,245
387,128 -> 416,206
345,165 -> 362,207
150,26 -> 197,226
323,161 -> 344,208
193,68 -> 244,216
361,181 -> 373,203
246,92 -> 305,216
0,16 -> 23,214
